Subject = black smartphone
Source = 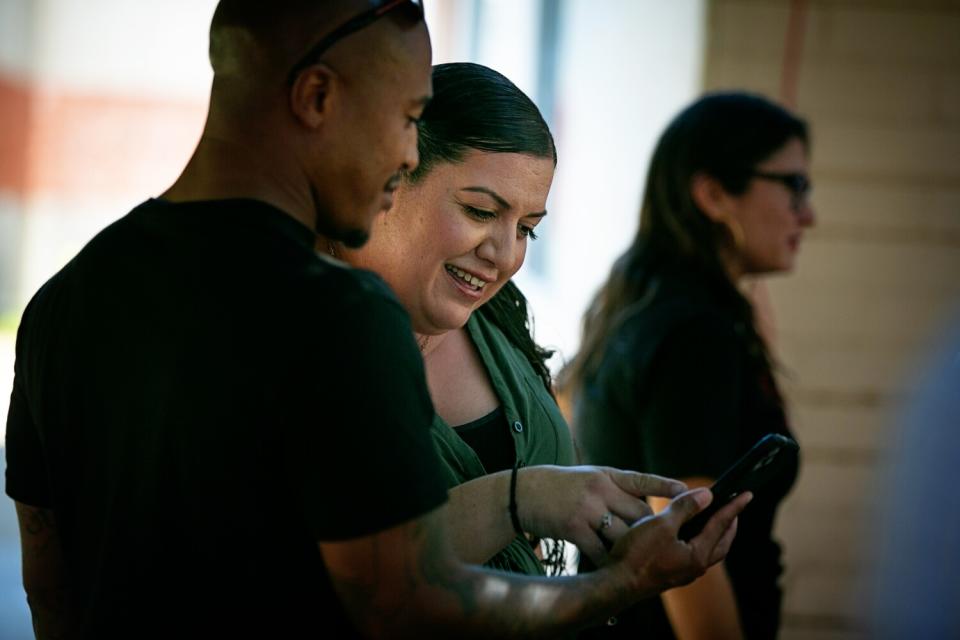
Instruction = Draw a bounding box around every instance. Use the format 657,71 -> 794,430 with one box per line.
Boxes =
677,433 -> 799,542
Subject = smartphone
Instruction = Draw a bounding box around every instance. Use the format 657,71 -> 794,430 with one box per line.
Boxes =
677,433 -> 798,542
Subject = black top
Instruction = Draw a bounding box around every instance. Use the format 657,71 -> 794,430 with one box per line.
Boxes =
575,264 -> 799,640
454,406 -> 516,474
4,198 -> 449,639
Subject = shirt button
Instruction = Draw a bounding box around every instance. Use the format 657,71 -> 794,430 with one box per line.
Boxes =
512,421 -> 524,433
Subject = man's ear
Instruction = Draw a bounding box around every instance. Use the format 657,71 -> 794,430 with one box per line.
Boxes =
289,64 -> 336,129
690,172 -> 733,223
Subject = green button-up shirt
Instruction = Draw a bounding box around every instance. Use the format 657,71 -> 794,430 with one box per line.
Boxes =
429,311 -> 576,575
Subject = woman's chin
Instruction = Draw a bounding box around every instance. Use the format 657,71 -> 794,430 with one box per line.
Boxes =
417,309 -> 473,336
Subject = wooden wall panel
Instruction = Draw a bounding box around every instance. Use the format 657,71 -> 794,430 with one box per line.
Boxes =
704,1 -> 960,636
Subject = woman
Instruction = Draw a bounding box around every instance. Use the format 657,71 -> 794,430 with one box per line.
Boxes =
326,62 -> 679,575
563,92 -> 814,638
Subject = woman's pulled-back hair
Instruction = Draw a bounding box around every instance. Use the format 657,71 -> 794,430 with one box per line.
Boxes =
412,63 -> 557,398
414,62 -> 563,574
409,62 -> 557,182
561,91 -> 809,395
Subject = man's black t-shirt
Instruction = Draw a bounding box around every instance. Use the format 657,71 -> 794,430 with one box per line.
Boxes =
4,198 -> 449,638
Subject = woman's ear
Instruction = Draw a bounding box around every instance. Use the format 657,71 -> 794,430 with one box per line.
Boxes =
289,64 -> 336,129
690,172 -> 733,223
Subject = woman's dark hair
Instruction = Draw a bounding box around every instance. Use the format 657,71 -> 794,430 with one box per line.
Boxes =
412,62 -> 563,574
561,91 -> 809,395
410,63 -> 557,397
410,62 -> 557,181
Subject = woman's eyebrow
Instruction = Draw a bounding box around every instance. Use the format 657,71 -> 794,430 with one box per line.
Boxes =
460,186 -> 510,209
459,187 -> 547,217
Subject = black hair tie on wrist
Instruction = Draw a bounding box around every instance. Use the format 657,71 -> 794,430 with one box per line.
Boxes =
509,459 -> 524,536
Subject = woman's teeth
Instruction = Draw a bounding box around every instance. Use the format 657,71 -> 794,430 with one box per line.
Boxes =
446,265 -> 487,290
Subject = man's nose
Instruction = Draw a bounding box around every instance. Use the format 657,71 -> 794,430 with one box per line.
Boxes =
401,127 -> 420,174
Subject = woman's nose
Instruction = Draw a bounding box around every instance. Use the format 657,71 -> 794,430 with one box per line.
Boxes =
475,226 -> 516,271
796,199 -> 816,227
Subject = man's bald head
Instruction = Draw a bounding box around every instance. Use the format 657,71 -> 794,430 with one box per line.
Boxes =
209,1 -> 422,87
195,1 -> 432,243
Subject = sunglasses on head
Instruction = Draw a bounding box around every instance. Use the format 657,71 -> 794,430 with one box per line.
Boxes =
750,171 -> 811,211
287,0 -> 425,84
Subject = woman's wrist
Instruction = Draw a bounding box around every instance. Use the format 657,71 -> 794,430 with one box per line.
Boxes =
509,460 -> 524,536
511,465 -> 560,538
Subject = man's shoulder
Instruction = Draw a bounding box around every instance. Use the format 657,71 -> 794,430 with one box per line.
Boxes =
303,260 -> 403,314
280,262 -> 415,360
331,263 -> 400,303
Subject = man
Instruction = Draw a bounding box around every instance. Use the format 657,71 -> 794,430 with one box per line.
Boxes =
5,1 -> 750,637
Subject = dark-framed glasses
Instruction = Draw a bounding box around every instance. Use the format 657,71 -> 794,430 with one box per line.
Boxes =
287,0 -> 425,84
751,171 -> 811,211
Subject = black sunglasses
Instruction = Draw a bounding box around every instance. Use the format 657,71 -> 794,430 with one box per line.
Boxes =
287,0 -> 425,84
750,171 -> 811,211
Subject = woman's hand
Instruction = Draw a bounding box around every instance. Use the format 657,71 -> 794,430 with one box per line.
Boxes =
517,465 -> 687,565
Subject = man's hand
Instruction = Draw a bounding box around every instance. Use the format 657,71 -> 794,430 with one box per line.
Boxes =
607,488 -> 752,598
517,465 -> 687,565
321,489 -> 751,638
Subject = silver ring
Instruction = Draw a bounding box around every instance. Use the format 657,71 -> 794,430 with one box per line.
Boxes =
599,512 -> 613,531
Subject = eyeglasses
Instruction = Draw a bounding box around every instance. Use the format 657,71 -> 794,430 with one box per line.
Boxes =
287,0 -> 425,84
750,171 -> 812,211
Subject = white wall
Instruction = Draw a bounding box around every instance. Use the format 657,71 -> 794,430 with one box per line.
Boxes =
31,0 -> 217,97
515,0 -> 706,368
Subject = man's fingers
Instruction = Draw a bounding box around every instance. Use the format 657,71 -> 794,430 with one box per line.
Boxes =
609,469 -> 687,499
708,516 -> 739,565
690,492 -> 752,557
661,488 -> 713,526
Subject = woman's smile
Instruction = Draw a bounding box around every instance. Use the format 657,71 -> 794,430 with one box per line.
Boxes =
445,264 -> 490,298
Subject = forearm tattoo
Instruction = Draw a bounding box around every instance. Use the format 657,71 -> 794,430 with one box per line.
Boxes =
16,504 -> 78,639
326,511 -> 591,636
21,506 -> 57,556
412,516 -> 479,617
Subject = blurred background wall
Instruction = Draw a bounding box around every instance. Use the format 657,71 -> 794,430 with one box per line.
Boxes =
699,2 -> 960,638
1,1 -> 958,637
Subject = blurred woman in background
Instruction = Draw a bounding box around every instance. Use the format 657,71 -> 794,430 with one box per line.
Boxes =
563,92 -> 814,639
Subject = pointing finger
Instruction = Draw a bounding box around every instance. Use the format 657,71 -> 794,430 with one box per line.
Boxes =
610,470 -> 688,499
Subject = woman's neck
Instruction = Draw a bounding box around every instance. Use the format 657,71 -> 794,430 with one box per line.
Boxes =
415,330 -> 449,359
718,247 -> 745,284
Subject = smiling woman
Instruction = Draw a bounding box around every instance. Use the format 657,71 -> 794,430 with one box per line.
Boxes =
355,149 -> 554,337
324,63 -> 676,578
333,62 -> 570,575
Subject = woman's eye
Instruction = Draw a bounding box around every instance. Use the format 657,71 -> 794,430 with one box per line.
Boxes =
460,204 -> 496,221
519,225 -> 539,241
